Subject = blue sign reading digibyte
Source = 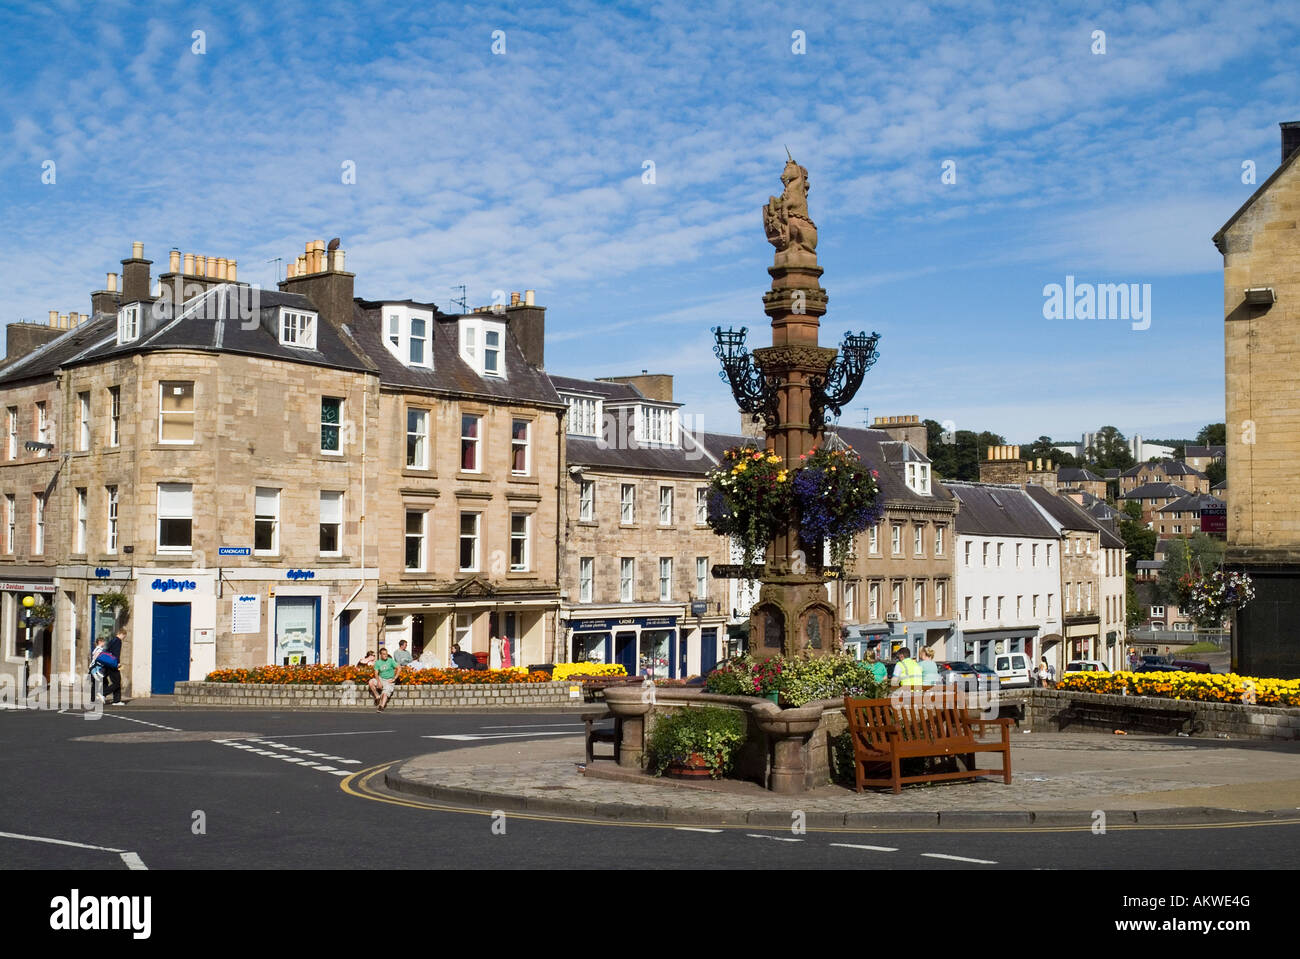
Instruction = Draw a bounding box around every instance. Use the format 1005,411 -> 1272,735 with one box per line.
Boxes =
218,547 -> 251,556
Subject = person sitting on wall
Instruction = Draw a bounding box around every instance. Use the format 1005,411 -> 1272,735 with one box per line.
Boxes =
393,640 -> 413,667
368,647 -> 399,711
450,643 -> 479,670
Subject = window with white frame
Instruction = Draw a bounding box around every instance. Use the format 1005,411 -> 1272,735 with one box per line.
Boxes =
1047,594 -> 1053,617
320,491 -> 343,555
935,525 -> 944,555
1064,585 -> 1071,613
510,513 -> 530,571
845,583 -> 855,621
6,407 -> 15,459
117,304 -> 139,344
1032,543 -> 1038,567
460,414 -> 481,472
891,581 -> 902,613
658,486 -> 673,525
511,419 -> 530,475
387,313 -> 400,349
579,557 -> 594,603
160,383 -> 195,443
996,542 -> 1003,566
409,316 -> 428,366
982,542 -> 990,566
621,483 -> 635,524
1046,543 -> 1053,566
454,612 -> 472,647
157,483 -> 193,552
1032,594 -> 1039,616
1016,595 -> 1023,618
564,394 -> 602,437
620,558 -> 635,602
870,524 -> 879,554
1085,583 -> 1092,610
106,486 -> 117,553
279,309 -> 317,348
637,405 -> 677,445
254,487 -> 280,555
1015,543 -> 1022,568
108,387 -> 120,447
36,401 -> 48,452
696,557 -> 708,598
483,327 -> 502,376
3,494 -> 13,553
891,524 -> 902,554
695,488 -> 707,525
383,307 -> 434,368
320,397 -> 342,453
964,595 -> 971,620
914,525 -> 923,556
905,462 -> 931,495
78,392 -> 90,450
913,580 -> 924,618
1151,605 -> 1165,617
964,541 -> 971,566
935,582 -> 945,617
997,596 -> 1004,619
405,510 -> 427,571
458,318 -> 505,377
869,582 -> 880,620
76,488 -> 87,553
579,480 -> 594,522
458,512 -> 480,572
406,409 -> 429,469
659,557 -> 672,601
31,492 -> 44,553
982,596 -> 989,619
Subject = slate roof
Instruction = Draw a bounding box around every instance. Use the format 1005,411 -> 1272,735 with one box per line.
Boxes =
1101,468 -> 1121,480
1058,467 -> 1103,484
565,432 -> 717,476
549,375 -> 644,403
1184,445 -> 1226,459
0,285 -> 373,386
1023,485 -> 1125,549
830,427 -> 955,511
350,301 -> 563,407
1136,560 -> 1164,570
1120,459 -> 1204,480
1120,482 -> 1194,500
1212,480 -> 1227,491
944,482 -> 1060,538
1157,493 -> 1226,514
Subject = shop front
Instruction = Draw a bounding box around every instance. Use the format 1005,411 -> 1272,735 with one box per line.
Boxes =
131,569 -> 217,696
960,627 -> 1039,668
1064,617 -> 1101,662
0,578 -> 57,691
564,609 -> 697,679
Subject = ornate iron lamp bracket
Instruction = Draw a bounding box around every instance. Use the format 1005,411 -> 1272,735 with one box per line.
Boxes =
810,330 -> 881,432
713,326 -> 781,430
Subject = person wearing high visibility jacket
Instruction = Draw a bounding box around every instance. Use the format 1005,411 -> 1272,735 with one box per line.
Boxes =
891,647 -> 923,687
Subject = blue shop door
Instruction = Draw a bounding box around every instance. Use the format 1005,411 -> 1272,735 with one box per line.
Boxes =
615,631 -> 637,675
676,632 -> 686,678
700,628 -> 718,676
151,602 -> 192,694
338,610 -> 351,666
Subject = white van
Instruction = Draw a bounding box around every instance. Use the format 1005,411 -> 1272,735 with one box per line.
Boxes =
993,652 -> 1033,688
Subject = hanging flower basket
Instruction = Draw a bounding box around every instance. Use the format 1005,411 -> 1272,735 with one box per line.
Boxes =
705,446 -> 793,573
1177,569 -> 1255,628
792,445 -> 885,568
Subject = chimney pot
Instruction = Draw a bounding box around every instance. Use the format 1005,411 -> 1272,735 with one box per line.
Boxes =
183,253 -> 195,275
195,255 -> 206,276
1282,121 -> 1300,166
217,257 -> 228,280
59,313 -> 68,329
228,259 -> 237,281
131,241 -> 144,259
48,310 -> 58,327
169,250 -> 181,272
106,273 -> 117,292
287,261 -> 296,278
524,289 -> 535,306
510,291 -> 521,307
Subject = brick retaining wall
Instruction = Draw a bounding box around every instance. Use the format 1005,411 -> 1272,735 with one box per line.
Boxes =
174,680 -> 580,709
1023,688 -> 1300,741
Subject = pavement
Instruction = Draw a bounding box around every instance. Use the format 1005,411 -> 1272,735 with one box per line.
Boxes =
385,729 -> 1300,828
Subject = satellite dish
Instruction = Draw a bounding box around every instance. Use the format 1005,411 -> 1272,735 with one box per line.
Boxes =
327,237 -> 340,251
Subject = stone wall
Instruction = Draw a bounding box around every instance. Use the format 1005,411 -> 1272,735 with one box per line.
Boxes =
175,680 -> 580,709
1024,687 -> 1300,741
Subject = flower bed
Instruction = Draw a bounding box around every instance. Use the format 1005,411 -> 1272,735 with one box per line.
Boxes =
1057,670 -> 1300,707
704,654 -> 887,706
550,662 -> 627,681
205,665 -> 550,685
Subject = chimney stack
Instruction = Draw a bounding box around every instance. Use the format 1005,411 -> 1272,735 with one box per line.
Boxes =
120,241 -> 153,304
278,237 -> 354,332
1283,121 -> 1300,166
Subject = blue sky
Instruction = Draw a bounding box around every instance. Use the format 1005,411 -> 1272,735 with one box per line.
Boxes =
2,0 -> 1297,443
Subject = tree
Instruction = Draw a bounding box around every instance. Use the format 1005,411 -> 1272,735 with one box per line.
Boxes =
1205,459 -> 1226,487
1196,423 -> 1226,447
1085,426 -> 1135,471
1118,503 -> 1156,571
1156,533 -> 1226,605
921,421 -> 1007,481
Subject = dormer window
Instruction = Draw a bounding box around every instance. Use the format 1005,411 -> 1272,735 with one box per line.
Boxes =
905,462 -> 931,495
635,404 -> 677,445
279,309 -> 317,349
564,393 -> 602,437
458,318 -> 505,378
382,306 -> 433,369
117,305 -> 140,344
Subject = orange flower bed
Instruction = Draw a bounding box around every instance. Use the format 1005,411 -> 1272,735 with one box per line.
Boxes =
205,665 -> 551,685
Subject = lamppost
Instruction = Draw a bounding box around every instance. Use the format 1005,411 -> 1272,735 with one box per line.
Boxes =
713,157 -> 880,657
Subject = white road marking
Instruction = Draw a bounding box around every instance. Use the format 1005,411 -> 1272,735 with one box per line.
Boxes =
479,723 -> 586,729
215,740 -> 364,774
259,730 -> 394,739
100,713 -> 181,732
0,830 -> 147,869
745,834 -> 803,843
424,731 -> 580,741
674,827 -> 723,833
245,740 -> 359,762
921,853 -> 998,864
830,843 -> 899,852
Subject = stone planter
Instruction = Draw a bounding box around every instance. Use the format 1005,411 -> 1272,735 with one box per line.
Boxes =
751,700 -> 826,794
664,753 -> 716,779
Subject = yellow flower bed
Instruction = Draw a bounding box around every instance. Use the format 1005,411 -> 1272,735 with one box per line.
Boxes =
551,662 -> 627,681
1057,670 -> 1300,707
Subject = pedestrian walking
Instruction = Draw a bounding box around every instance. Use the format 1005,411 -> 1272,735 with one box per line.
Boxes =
101,628 -> 125,705
88,637 -> 112,703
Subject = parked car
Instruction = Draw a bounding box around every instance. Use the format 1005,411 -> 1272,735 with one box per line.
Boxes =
1135,662 -> 1181,673
1064,659 -> 1110,673
965,662 -> 1002,692
936,661 -> 979,685
993,652 -> 1034,688
1169,660 -> 1212,673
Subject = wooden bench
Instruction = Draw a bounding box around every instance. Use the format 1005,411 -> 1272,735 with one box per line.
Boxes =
583,710 -> 621,764
844,695 -> 1013,794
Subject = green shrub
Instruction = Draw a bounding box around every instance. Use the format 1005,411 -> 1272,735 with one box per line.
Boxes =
781,654 -> 889,706
646,706 -> 748,778
704,655 -> 757,696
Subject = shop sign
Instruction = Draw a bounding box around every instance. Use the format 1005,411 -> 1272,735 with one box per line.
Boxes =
0,582 -> 56,594
151,578 -> 197,593
94,567 -> 112,578
690,600 -> 708,616
218,547 -> 251,557
286,569 -> 316,581
232,595 -> 261,634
